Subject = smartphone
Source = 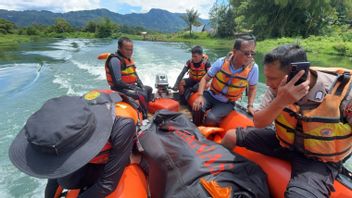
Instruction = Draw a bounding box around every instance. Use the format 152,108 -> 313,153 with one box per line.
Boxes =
287,62 -> 310,86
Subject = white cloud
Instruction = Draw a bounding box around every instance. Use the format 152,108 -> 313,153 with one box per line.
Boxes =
120,0 -> 215,18
0,0 -> 100,12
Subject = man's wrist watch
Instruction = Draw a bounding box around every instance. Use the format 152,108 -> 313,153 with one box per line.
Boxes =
247,104 -> 253,108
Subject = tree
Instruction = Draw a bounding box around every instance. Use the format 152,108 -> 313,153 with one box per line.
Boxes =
53,18 -> 72,33
230,0 -> 352,38
181,8 -> 202,36
210,3 -> 236,37
95,17 -> 118,38
0,18 -> 16,34
24,26 -> 39,35
84,20 -> 97,33
331,0 -> 352,25
120,24 -> 147,35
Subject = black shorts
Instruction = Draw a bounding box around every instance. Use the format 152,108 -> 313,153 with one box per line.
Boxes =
183,78 -> 199,88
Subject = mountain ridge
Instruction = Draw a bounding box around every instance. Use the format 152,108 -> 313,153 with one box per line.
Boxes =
0,8 -> 209,33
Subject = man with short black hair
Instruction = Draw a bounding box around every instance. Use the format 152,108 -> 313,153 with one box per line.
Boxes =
222,44 -> 352,197
105,37 -> 153,118
192,35 -> 259,126
172,45 -> 211,104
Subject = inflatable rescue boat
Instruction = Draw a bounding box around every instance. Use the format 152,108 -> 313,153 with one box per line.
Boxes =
149,90 -> 352,198
59,55 -> 352,198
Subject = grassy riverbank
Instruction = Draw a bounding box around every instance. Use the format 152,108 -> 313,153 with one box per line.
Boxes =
140,32 -> 352,57
0,33 -> 141,46
0,34 -> 32,46
139,32 -> 352,68
2,31 -> 352,58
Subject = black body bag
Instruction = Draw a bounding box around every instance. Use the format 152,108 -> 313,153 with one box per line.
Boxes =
138,110 -> 270,198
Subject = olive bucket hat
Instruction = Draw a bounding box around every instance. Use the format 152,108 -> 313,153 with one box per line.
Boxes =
9,95 -> 114,179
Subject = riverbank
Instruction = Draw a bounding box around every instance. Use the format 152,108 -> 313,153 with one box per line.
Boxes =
1,32 -> 352,58
141,32 -> 352,57
0,34 -> 31,46
0,33 -> 140,47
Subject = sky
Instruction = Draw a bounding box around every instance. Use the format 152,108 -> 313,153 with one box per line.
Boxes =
0,0 -> 217,19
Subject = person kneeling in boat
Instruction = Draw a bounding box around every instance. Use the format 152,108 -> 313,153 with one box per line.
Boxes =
222,44 -> 352,197
172,45 -> 211,105
105,37 -> 153,119
9,91 -> 136,198
192,35 -> 259,126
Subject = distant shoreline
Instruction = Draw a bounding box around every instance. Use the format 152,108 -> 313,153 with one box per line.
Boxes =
1,33 -> 352,58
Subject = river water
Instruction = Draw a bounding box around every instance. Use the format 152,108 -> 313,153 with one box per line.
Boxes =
0,39 -> 351,197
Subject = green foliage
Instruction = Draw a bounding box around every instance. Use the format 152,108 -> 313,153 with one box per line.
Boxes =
0,34 -> 31,46
53,18 -> 73,33
256,34 -> 352,57
230,0 -> 352,39
332,42 -> 352,56
24,26 -> 39,35
181,8 -> 201,36
333,42 -> 348,55
181,33 -> 199,39
209,3 -> 236,37
0,18 -> 16,34
84,20 -> 98,33
0,15 -> 153,39
331,0 -> 352,25
95,18 -> 118,38
119,25 -> 148,35
18,24 -> 48,35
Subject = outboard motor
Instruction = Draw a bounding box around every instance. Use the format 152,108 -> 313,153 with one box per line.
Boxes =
155,74 -> 171,98
149,74 -> 180,114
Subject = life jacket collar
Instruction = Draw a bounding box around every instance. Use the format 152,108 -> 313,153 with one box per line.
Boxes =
117,50 -> 131,61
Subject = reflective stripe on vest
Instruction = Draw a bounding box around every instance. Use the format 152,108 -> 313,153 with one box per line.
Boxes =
210,56 -> 252,102
189,60 -> 207,81
188,55 -> 208,81
105,53 -> 138,86
275,72 -> 352,162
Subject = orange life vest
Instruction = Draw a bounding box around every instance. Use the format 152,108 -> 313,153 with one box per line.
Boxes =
188,55 -> 208,81
105,53 -> 138,86
210,55 -> 252,102
83,90 -> 139,165
275,70 -> 352,162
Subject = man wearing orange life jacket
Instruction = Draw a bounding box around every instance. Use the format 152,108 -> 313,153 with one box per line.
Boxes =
192,35 -> 259,126
9,90 -> 137,198
105,37 -> 153,119
172,46 -> 211,105
222,44 -> 352,197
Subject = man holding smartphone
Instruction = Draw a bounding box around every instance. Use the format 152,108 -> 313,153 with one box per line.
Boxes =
222,44 -> 352,197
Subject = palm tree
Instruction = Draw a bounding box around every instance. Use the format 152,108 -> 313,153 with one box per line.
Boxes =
181,8 -> 201,37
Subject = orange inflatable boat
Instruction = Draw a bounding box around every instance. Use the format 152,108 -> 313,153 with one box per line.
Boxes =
148,98 -> 179,114
93,54 -> 351,197
149,92 -> 352,198
197,109 -> 352,198
62,91 -> 351,197
55,164 -> 147,198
